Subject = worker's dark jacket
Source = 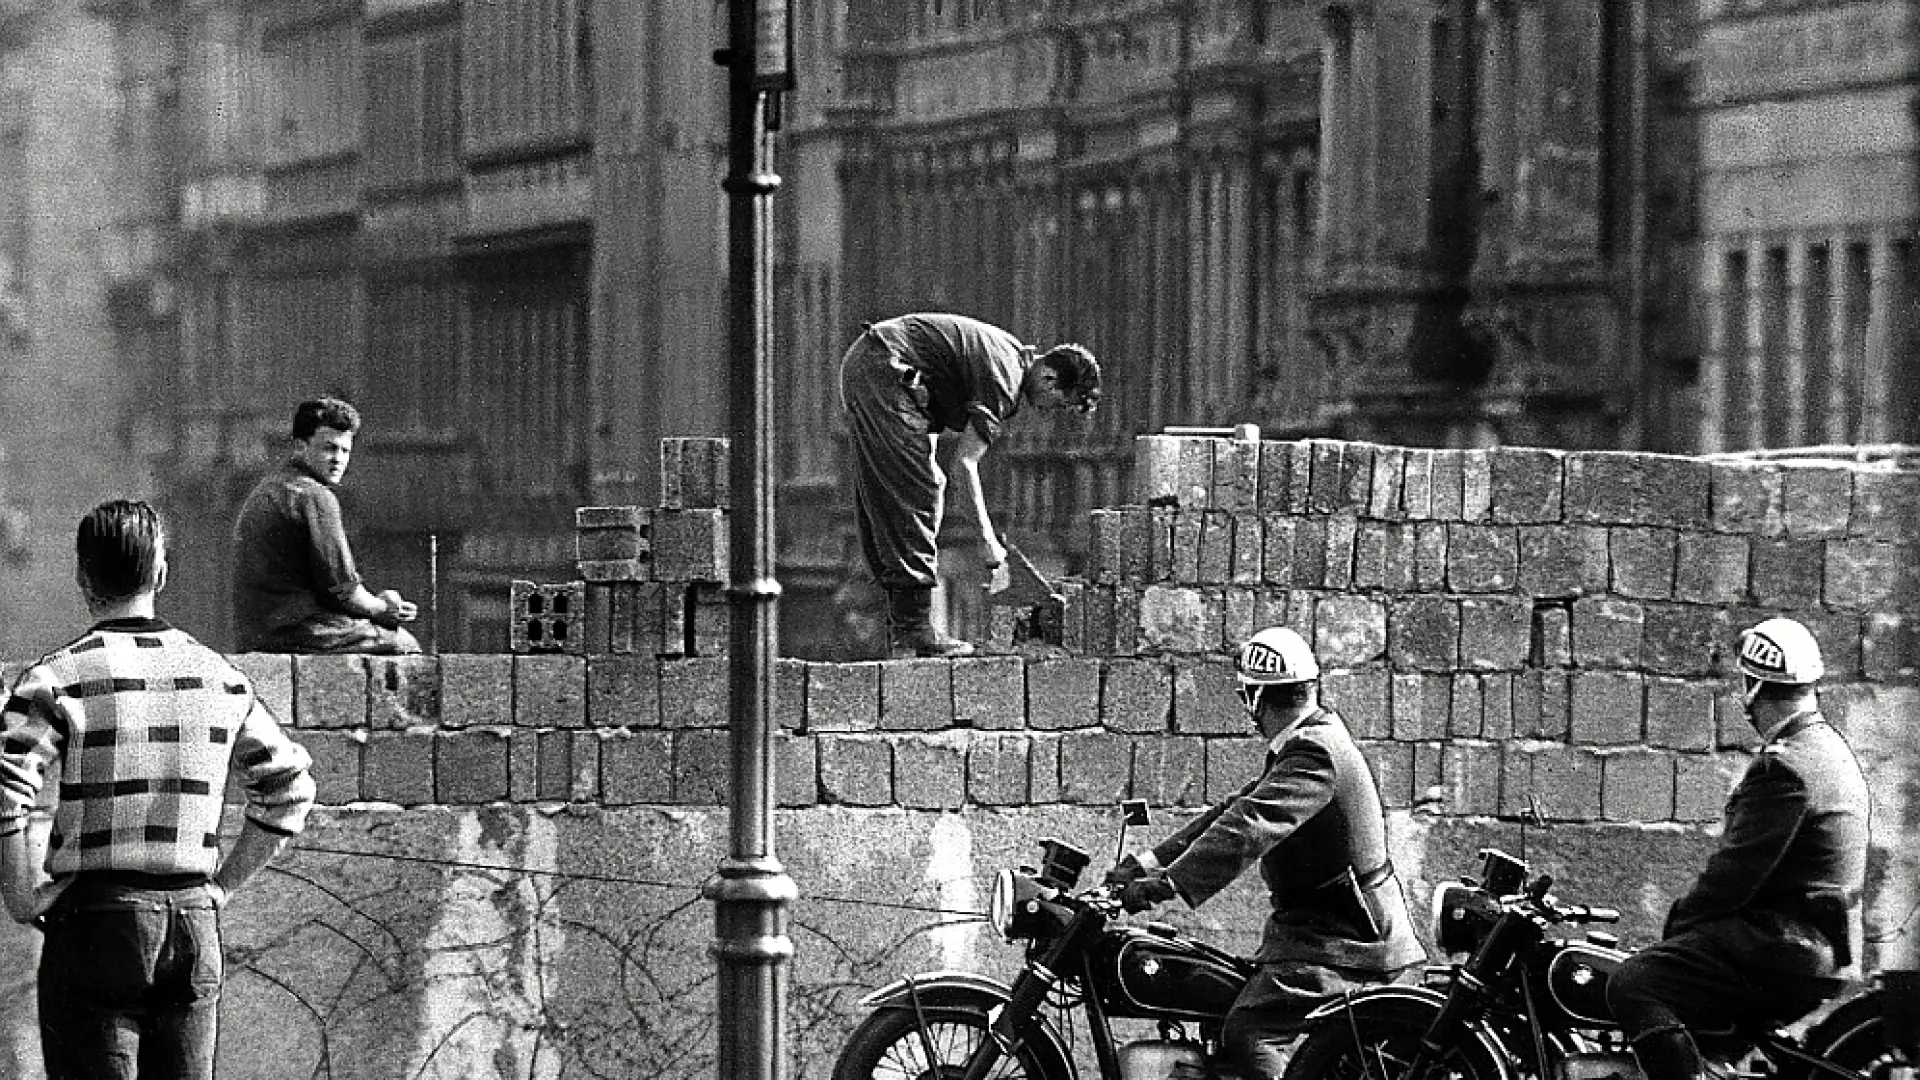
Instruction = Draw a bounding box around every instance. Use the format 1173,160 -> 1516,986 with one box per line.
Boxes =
1664,712 -> 1869,978
1151,709 -> 1426,971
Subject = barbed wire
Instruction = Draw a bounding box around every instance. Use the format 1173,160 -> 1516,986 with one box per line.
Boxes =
291,842 -> 992,921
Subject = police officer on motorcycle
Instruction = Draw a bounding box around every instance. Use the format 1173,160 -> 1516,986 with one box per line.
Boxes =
1608,616 -> 1871,1080
1104,626 -> 1427,1080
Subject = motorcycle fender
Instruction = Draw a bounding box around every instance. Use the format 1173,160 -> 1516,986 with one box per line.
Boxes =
1301,984 -> 1519,1080
856,970 -> 1078,1080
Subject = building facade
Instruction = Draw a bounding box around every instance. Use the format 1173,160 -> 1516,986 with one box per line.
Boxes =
0,0 -> 1912,658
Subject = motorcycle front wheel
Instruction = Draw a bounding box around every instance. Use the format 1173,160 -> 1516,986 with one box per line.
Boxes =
831,1005 -> 1072,1080
1281,999 -> 1511,1080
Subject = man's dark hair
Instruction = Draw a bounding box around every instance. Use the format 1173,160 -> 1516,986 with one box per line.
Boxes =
77,499 -> 164,602
291,397 -> 361,440
1038,344 -> 1101,416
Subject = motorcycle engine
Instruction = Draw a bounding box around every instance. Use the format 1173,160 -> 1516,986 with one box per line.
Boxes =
1558,1052 -> 1644,1080
1117,1039 -> 1211,1080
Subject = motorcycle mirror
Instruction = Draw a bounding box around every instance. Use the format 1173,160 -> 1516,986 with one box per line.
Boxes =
1529,874 -> 1554,900
1121,799 -> 1150,826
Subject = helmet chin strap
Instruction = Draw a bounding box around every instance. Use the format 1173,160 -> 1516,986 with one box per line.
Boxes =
1743,676 -> 1765,710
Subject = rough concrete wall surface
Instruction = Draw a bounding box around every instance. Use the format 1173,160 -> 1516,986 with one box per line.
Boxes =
0,437 -> 1912,1078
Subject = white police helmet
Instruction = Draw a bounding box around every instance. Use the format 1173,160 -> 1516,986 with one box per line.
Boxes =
1236,627 -> 1320,687
1737,617 -> 1824,691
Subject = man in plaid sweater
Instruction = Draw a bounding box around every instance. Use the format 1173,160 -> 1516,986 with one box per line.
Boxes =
0,500 -> 315,1080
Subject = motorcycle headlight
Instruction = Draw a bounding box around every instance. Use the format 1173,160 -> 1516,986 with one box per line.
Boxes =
987,869 -> 1058,942
989,869 -> 1018,939
1431,881 -> 1498,955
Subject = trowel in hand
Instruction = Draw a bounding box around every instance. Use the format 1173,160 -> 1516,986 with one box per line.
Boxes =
985,538 -> 1062,607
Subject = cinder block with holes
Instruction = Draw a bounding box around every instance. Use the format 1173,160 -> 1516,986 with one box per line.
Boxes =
510,580 -> 587,654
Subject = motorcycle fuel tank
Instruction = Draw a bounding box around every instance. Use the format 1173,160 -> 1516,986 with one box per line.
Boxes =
1543,941 -> 1628,1027
1096,927 -> 1252,1021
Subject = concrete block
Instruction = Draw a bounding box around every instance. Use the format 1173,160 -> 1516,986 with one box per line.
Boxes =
777,657 -> 807,730
1798,609 -> 1865,683
1608,527 -> 1677,600
1391,672 -> 1451,741
1341,443 -> 1376,512
1448,675 -> 1483,738
1521,743 -> 1604,822
880,658 -> 954,730
1389,596 -> 1460,671
818,736 -> 893,806
1517,525 -> 1610,598
953,656 -> 1025,729
1571,671 -> 1644,746
1290,518 -> 1328,587
1481,673 -> 1515,739
534,729 -> 572,802
231,653 -> 294,725
1322,514 -> 1357,590
1060,730 -> 1133,804
659,436 -> 729,510
579,558 -> 652,584
598,729 -> 672,805
1173,658 -> 1242,735
1261,515 -> 1296,586
1135,434 -> 1183,505
1058,582 -> 1087,655
1533,604 -> 1573,667
1441,741 -> 1502,815
1430,450 -> 1466,520
510,580 -> 587,654
1572,597 -> 1644,668
1171,513 -> 1205,583
1381,524 -> 1417,593
1864,613 -> 1920,683
1412,742 -> 1445,807
1256,440 -> 1300,512
436,729 -> 511,805
440,654 -> 513,729
1601,750 -> 1675,823
1119,507 -> 1159,581
1144,508 -> 1177,582
1177,437 -> 1216,509
1196,512 -> 1235,584
1231,515 -> 1264,584
1850,470 -> 1920,540
513,654 -> 587,729
776,733 -> 818,807
672,729 -> 730,804
1368,446 -> 1407,521
1709,460 -> 1785,535
1779,463 -> 1853,538
1645,677 -> 1716,751
1308,440 -> 1348,514
368,655 -> 440,731
1139,585 -> 1220,654
651,509 -> 728,583
1674,532 -> 1750,605
1565,451 -> 1711,529
967,733 -> 1031,804
1447,525 -> 1519,592
687,583 -> 729,656
1322,665 -> 1391,739
1675,753 -> 1743,823
575,505 -> 653,568
1413,522 -> 1449,591
588,655 -> 659,727
1640,603 -> 1726,677
805,661 -> 881,732
1400,449 -> 1435,519
363,731 -> 436,806
1749,537 -> 1826,608
567,731 -> 601,801
1364,740 -> 1416,810
1133,737 -> 1207,807
1215,437 -> 1260,512
1221,587 -> 1258,651
1315,595 -> 1388,666
634,581 -> 679,657
1488,447 -> 1566,524
300,728 -> 363,806
1825,540 -> 1904,609
1086,509 -> 1124,582
1205,736 -> 1267,802
1351,522 -> 1390,590
293,655 -> 368,730
1514,670 -> 1573,740
1030,734 -> 1062,802
510,727 -> 540,803
1460,596 -> 1532,671
1102,659 -> 1173,733
658,656 -> 729,729
1027,658 -> 1101,731
894,734 -> 967,810
1460,449 -> 1493,522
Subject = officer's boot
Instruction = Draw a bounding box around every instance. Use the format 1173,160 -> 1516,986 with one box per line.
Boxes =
887,586 -> 975,659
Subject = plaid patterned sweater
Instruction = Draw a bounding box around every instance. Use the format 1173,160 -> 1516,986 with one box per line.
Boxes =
0,618 -> 314,880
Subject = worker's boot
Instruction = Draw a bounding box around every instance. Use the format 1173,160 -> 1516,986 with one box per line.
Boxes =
887,586 -> 975,659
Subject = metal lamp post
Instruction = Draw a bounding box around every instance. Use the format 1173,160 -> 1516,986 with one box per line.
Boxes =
703,1 -> 795,1079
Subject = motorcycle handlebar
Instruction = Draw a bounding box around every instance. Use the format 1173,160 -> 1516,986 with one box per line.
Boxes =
1546,900 -> 1621,924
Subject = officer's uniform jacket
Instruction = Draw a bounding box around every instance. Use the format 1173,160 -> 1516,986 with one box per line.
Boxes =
1664,711 -> 1869,979
1149,708 -> 1425,971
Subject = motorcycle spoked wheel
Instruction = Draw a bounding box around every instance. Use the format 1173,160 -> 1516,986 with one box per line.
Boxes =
832,1005 -> 1071,1080
1281,1000 -> 1509,1080
1780,1007 -> 1913,1080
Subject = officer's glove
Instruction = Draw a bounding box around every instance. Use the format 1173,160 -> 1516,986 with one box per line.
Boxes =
1104,855 -> 1145,888
1118,875 -> 1177,914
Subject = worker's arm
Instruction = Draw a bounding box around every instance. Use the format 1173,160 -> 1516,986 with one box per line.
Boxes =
951,428 -> 1007,569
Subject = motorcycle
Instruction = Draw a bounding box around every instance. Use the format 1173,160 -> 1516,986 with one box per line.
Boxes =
831,808 -> 1256,1080
1280,847 -> 1918,1080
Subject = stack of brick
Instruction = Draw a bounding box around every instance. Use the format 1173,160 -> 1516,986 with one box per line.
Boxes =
510,437 -> 731,659
1047,434 -> 1919,823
